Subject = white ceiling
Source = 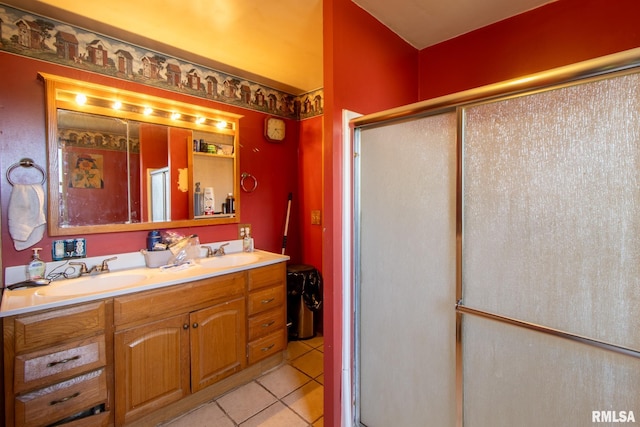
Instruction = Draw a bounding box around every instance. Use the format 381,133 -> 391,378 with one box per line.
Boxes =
352,0 -> 555,50
7,0 -> 554,94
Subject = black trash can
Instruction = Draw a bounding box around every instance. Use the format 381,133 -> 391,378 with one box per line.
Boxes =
286,264 -> 322,340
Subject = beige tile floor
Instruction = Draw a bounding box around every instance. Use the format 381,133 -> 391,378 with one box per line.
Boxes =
161,335 -> 324,427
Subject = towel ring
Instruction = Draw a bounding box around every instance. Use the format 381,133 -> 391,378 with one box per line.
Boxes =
241,172 -> 258,193
6,158 -> 46,186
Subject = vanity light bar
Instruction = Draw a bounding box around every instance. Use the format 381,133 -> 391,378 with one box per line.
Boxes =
66,90 -> 234,130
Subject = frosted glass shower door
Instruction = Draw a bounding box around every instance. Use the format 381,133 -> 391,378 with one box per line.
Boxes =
356,113 -> 457,426
461,73 -> 640,426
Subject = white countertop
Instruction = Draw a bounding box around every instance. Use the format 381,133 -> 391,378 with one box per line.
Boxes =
1,242 -> 289,317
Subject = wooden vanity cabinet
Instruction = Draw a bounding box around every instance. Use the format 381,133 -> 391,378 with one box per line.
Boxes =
247,263 -> 287,364
113,272 -> 246,426
3,300 -> 113,427
2,261 -> 287,426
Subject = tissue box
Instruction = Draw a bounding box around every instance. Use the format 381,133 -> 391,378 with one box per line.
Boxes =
141,249 -> 172,268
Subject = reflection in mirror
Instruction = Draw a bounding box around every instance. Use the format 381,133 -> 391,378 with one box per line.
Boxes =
192,130 -> 235,217
149,167 -> 170,221
57,110 -> 141,226
41,72 -> 242,236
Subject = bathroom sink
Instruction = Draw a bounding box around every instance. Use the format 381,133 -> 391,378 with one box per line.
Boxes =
198,253 -> 260,269
35,273 -> 148,297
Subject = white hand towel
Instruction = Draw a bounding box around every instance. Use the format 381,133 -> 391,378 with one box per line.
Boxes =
8,184 -> 46,251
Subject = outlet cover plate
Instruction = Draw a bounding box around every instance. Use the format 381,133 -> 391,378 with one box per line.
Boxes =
239,223 -> 252,238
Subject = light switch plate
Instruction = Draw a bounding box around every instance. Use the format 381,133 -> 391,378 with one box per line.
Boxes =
311,210 -> 321,225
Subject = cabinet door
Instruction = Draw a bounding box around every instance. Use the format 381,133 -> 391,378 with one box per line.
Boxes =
114,314 -> 190,425
190,298 -> 246,392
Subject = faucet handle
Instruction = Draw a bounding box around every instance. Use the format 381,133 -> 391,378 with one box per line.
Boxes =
203,246 -> 215,258
217,243 -> 230,255
100,256 -> 117,272
69,261 -> 88,275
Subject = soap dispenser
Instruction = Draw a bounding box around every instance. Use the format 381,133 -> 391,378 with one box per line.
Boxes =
26,247 -> 46,280
243,228 -> 253,252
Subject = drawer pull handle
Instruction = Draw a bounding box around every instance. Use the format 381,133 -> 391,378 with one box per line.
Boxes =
261,321 -> 275,328
192,322 -> 199,328
261,298 -> 275,304
50,391 -> 80,406
261,343 -> 275,352
47,355 -> 81,368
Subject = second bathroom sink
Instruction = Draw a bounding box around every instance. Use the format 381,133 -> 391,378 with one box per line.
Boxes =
198,253 -> 260,269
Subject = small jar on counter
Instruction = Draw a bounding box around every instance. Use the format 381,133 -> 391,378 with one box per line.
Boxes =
147,230 -> 162,251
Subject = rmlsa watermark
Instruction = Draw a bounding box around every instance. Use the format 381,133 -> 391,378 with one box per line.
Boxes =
592,410 -> 636,423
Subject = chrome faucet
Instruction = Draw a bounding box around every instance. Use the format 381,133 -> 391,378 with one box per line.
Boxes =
70,256 -> 117,276
204,243 -> 229,257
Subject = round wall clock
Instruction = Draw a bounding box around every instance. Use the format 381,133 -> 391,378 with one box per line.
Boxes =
265,116 -> 286,142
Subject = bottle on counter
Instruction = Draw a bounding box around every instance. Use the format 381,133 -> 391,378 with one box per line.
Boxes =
26,248 -> 46,280
147,230 -> 162,251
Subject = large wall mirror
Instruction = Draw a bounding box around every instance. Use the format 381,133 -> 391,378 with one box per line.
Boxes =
40,72 -> 242,236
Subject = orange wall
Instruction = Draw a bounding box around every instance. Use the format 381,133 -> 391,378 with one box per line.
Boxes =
419,0 -> 640,100
0,53 -> 302,269
324,0 -> 640,426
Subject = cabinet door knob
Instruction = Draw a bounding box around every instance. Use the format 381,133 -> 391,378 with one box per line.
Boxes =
183,324 -> 189,330
192,322 -> 199,328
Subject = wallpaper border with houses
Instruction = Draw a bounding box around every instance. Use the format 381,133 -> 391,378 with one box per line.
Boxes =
0,3 -> 323,120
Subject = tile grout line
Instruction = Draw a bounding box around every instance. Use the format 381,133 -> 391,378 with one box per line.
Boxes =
162,338 -> 324,426
250,380 -> 314,426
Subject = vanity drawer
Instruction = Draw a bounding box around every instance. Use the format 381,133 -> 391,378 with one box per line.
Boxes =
13,301 -> 106,353
14,335 -> 106,394
247,284 -> 285,315
248,263 -> 286,291
15,368 -> 107,427
114,272 -> 245,327
248,307 -> 285,341
247,329 -> 286,365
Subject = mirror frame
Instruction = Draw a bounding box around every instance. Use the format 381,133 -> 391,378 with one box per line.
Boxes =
39,72 -> 242,236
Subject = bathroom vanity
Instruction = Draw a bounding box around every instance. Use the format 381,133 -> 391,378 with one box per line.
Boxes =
1,247 -> 288,426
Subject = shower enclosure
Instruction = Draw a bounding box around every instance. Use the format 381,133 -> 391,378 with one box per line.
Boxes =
353,48 -> 640,426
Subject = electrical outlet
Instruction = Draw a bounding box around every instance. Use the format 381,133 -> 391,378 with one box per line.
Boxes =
239,223 -> 252,238
311,210 -> 321,225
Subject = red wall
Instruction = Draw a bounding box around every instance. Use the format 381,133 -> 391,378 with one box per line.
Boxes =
0,53 -> 301,269
324,0 -> 640,426
139,123 -> 170,222
168,127 -> 191,221
419,0 -> 640,100
323,0 -> 420,425
298,116 -> 323,271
